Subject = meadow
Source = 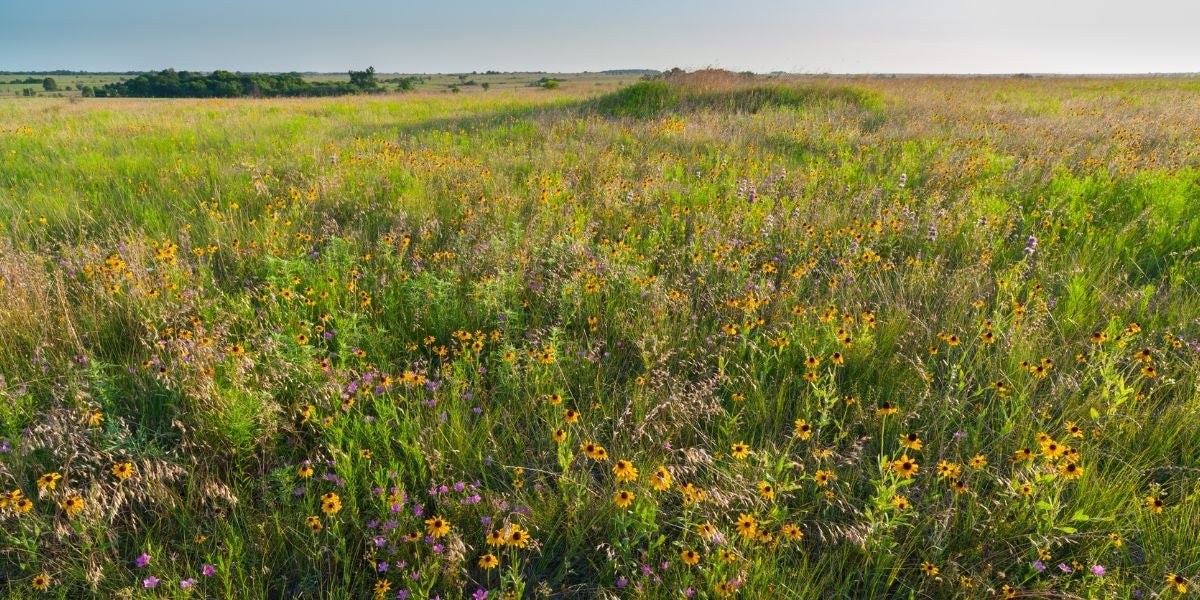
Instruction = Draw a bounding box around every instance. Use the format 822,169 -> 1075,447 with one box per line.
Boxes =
1,71 -> 1198,598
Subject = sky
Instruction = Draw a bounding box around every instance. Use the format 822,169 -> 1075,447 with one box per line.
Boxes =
2,0 -> 1198,74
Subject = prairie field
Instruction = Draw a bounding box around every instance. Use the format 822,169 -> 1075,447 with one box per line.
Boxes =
1,73 -> 1199,598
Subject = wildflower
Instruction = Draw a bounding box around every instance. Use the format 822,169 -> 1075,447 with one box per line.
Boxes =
1066,421 -> 1084,438
730,442 -> 750,459
899,432 -> 922,450
612,460 -> 638,482
62,495 -> 84,518
298,465 -> 313,479
181,578 -> 197,589
305,515 -> 323,533
781,523 -> 803,540
1147,496 -> 1164,514
876,402 -> 898,416
144,576 -> 160,589
650,466 -> 672,491
580,441 -> 608,461
374,580 -> 392,598
1091,565 -> 1106,576
1012,448 -> 1035,463
613,490 -> 635,508
1109,533 -> 1123,547
36,472 -> 62,491
425,516 -> 451,538
968,455 -> 987,469
814,469 -> 835,486
486,529 -> 506,546
1167,573 -> 1187,593
552,428 -> 566,443
757,481 -> 775,500
891,495 -> 910,510
112,462 -> 135,480
681,549 -> 701,566
478,554 -> 499,569
505,524 -> 530,548
1033,561 -> 1046,573
1059,462 -> 1083,479
736,514 -> 757,539
892,455 -> 919,478
32,573 -> 51,591
794,419 -> 813,440
563,408 -> 579,424
321,493 -> 343,515
136,553 -> 151,568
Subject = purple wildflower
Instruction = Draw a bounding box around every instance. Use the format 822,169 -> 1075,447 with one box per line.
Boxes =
143,576 -> 160,589
136,553 -> 151,568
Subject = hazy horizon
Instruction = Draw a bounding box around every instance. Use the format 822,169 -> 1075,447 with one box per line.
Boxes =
3,0 -> 1199,75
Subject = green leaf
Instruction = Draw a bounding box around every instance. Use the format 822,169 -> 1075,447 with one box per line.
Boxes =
1089,407 -> 1100,420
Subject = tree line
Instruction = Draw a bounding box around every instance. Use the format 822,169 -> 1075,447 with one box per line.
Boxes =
93,68 -> 383,98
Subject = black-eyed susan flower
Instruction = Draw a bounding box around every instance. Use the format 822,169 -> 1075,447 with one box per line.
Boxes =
900,432 -> 922,450
36,472 -> 62,490
552,428 -> 566,443
613,490 -> 634,508
1059,461 -> 1083,479
968,454 -> 987,469
877,401 -> 898,416
425,516 -> 451,538
563,408 -> 579,424
1167,573 -> 1187,593
486,529 -> 506,547
373,580 -> 391,598
892,455 -> 919,478
891,495 -> 910,510
297,465 -> 313,479
612,460 -> 638,482
650,466 -> 672,491
730,442 -> 750,459
781,523 -> 803,540
1147,496 -> 1164,514
757,481 -> 775,500
921,561 -> 939,576
309,517 -> 327,534
814,469 -> 835,486
320,493 -> 342,515
505,524 -> 530,548
32,573 -> 51,591
478,554 -> 499,569
736,513 -> 757,539
794,419 -> 813,440
62,495 -> 84,518
681,549 -> 701,566
112,462 -> 135,480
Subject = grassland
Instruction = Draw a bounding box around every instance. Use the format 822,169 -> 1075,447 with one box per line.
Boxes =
1,72 -> 1198,598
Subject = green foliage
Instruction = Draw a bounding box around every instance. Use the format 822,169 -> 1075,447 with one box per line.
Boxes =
102,68 -> 385,98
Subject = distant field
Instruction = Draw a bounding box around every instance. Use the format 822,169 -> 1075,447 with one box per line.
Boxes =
1,73 -> 1198,598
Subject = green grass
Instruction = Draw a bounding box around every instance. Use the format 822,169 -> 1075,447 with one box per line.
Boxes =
1,74 -> 1198,598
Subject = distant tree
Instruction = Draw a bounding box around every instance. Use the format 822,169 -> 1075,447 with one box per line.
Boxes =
42,77 -> 58,91
481,82 -> 491,92
349,66 -> 378,90
80,86 -> 95,97
22,88 -> 36,97
395,77 -> 417,91
542,79 -> 560,89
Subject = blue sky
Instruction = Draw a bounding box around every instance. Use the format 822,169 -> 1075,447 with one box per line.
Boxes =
2,0 -> 1198,73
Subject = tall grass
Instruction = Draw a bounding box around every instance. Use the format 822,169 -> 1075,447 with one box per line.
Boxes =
0,74 -> 1198,598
